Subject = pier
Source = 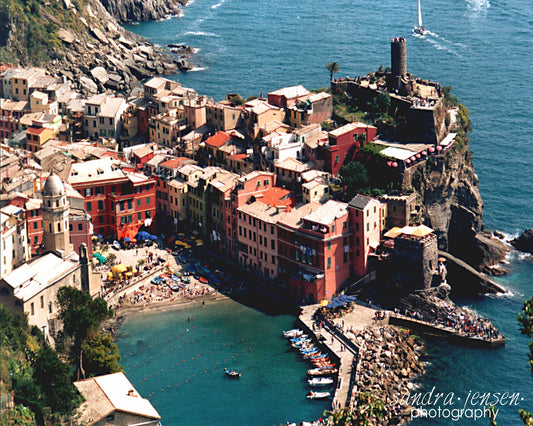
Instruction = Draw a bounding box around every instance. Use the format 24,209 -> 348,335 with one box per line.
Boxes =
388,314 -> 505,347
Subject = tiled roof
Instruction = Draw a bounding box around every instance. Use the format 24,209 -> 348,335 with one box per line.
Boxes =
205,131 -> 232,148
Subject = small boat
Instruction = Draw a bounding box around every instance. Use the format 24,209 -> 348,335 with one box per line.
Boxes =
414,0 -> 428,35
199,277 -> 208,284
306,391 -> 330,400
290,335 -> 308,342
283,329 -> 304,338
223,368 -> 241,379
308,377 -> 334,387
308,368 -> 338,376
310,353 -> 328,360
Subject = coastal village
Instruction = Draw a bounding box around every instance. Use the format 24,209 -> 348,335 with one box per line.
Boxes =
0,39 -> 508,425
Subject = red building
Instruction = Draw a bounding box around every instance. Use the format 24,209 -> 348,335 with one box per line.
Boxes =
322,122 -> 377,175
68,158 -> 156,240
130,143 -> 156,170
277,200 -> 352,302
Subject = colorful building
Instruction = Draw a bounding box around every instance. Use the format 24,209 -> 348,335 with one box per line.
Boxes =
348,194 -> 386,277
277,200 -> 351,302
322,122 -> 377,175
68,159 -> 156,239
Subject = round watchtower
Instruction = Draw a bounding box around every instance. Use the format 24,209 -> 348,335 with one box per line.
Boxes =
391,37 -> 407,79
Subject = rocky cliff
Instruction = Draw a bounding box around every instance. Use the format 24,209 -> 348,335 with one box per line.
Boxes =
405,144 -> 508,274
0,0 -> 194,96
100,0 -> 186,23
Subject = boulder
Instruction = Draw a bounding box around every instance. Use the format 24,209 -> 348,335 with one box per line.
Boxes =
90,27 -> 109,44
91,66 -> 109,85
58,28 -> 76,44
511,229 -> 533,254
79,76 -> 98,94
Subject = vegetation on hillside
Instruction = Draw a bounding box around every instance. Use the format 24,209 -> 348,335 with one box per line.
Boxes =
0,287 -> 122,423
56,286 -> 119,381
0,0 -> 84,65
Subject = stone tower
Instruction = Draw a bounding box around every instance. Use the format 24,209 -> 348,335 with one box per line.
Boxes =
388,37 -> 407,92
42,172 -> 72,257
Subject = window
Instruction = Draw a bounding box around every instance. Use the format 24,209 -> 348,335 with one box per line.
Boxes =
120,201 -> 125,211
264,179 -> 269,186
128,215 -> 132,223
138,212 -> 142,220
128,200 -> 132,210
146,197 -> 150,205
57,223 -> 61,232
327,257 -> 331,268
98,200 -> 104,210
34,236 -> 38,244
69,224 -> 73,231
78,224 -> 83,231
335,155 -> 339,163
257,180 -> 261,187
49,302 -> 52,313
332,224 -> 335,232
30,303 -> 34,316
86,202 -> 92,211
327,242 -> 331,250
271,239 -> 275,250
33,222 -> 37,229
99,216 -> 104,224
343,221 -> 347,229
40,296 -> 44,309
366,223 -> 369,232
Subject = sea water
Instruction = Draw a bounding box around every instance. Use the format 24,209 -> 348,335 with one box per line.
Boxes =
116,300 -> 330,425
119,0 -> 533,423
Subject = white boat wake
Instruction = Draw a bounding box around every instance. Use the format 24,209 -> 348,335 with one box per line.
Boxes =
183,31 -> 220,37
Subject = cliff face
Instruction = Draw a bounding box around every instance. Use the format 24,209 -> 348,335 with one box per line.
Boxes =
100,0 -> 185,23
405,146 -> 508,272
0,0 -> 184,96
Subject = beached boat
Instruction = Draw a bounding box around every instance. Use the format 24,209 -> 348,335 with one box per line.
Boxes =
223,368 -> 241,379
308,368 -> 338,376
308,377 -> 334,387
306,391 -> 330,400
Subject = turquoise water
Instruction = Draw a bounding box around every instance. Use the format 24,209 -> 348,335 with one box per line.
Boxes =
119,0 -> 533,423
116,300 -> 330,425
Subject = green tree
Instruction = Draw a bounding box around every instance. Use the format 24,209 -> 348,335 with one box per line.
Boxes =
33,346 -> 80,414
518,296 -> 533,425
326,61 -> 340,82
82,333 -> 123,378
339,161 -> 369,200
56,286 -> 114,380
324,391 -> 385,425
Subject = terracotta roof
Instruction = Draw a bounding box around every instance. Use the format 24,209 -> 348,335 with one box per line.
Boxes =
257,186 -> 296,210
229,153 -> 248,160
26,127 -> 47,135
205,131 -> 232,148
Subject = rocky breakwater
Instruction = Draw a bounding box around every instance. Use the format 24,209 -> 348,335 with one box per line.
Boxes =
46,0 -> 191,96
511,229 -> 533,255
352,326 -> 424,425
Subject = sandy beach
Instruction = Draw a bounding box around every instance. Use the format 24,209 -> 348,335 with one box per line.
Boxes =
95,244 -> 231,330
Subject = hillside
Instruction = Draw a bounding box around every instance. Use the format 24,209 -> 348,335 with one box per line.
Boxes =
0,0 -> 187,95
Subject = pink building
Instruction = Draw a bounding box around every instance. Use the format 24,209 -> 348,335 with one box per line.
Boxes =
348,194 -> 386,277
236,187 -> 296,278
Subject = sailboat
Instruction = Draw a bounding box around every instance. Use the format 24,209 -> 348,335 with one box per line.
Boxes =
414,0 -> 428,35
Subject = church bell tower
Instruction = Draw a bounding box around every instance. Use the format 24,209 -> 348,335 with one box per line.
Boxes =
42,172 -> 72,257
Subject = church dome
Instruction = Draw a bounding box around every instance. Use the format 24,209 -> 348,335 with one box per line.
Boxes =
42,173 -> 65,197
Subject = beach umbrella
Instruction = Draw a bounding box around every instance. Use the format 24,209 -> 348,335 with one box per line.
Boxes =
136,230 -> 152,241
392,162 -> 398,168
428,146 -> 435,153
112,264 -> 128,273
149,235 -> 158,241
125,237 -> 130,243
97,234 -> 103,239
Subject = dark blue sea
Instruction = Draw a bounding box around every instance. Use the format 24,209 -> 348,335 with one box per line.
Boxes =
117,0 -> 533,423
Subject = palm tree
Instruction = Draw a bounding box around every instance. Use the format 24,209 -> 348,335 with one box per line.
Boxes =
325,61 -> 340,82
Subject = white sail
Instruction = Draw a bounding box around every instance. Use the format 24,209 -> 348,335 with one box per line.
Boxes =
418,0 -> 423,28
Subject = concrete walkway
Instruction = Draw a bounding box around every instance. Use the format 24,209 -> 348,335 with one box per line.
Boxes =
299,305 -> 358,410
